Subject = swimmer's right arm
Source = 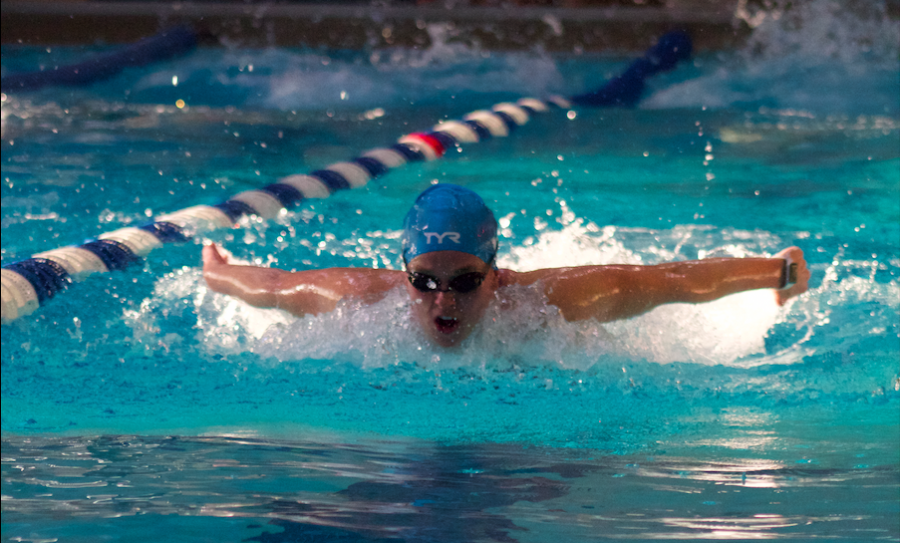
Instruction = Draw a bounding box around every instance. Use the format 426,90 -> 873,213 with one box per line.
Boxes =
202,243 -> 405,317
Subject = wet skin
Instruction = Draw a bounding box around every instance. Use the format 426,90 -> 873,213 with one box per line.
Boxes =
404,251 -> 498,348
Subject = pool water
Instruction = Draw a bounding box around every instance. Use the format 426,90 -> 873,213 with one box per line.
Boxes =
2,4 -> 899,542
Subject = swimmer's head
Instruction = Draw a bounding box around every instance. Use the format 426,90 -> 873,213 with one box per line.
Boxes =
402,184 -> 498,267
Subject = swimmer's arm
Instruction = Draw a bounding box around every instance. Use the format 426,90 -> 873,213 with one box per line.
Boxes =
507,247 -> 810,323
202,244 -> 405,317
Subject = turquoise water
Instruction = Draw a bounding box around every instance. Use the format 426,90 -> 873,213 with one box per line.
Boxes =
3,5 -> 899,542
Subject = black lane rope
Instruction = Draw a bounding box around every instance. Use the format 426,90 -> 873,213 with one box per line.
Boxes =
1,31 -> 692,324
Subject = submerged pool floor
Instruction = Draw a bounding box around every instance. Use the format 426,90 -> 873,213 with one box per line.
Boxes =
2,7 -> 900,541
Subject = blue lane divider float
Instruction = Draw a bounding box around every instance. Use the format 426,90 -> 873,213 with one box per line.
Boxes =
1,26 -> 199,93
0,31 -> 691,324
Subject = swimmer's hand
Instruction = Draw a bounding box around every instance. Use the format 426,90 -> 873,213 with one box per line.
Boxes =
202,242 -> 229,270
773,246 -> 810,306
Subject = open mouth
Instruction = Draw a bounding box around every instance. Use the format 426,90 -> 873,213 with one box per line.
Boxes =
434,316 -> 459,334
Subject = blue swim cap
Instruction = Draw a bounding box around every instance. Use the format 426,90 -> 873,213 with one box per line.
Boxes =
402,184 -> 498,266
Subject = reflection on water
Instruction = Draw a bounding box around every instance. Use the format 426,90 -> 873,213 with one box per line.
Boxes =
3,435 -> 897,542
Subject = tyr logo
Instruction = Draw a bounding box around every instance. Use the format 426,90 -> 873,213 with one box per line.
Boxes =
423,232 -> 461,244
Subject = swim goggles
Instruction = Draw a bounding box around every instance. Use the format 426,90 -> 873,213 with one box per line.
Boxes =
407,271 -> 486,294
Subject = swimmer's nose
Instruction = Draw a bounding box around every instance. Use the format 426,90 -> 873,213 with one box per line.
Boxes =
434,290 -> 457,309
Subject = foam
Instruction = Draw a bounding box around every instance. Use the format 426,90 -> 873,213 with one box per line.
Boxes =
644,2 -> 899,115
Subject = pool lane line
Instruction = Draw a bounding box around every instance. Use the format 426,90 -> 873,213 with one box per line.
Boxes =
1,26 -> 200,93
0,31 -> 691,324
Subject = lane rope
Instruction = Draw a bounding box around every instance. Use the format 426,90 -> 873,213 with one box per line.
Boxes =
1,26 -> 199,93
1,31 -> 691,324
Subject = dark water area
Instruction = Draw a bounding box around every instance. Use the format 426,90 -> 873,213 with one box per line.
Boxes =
3,433 -> 899,542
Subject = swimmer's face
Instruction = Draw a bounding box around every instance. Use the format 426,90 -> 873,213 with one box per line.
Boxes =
404,251 -> 497,348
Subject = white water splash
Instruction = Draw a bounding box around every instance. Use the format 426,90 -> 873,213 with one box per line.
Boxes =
645,0 -> 899,114
126,28 -> 565,111
734,0 -> 899,62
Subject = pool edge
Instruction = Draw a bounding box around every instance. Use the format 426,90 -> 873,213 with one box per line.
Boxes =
1,0 -> 749,52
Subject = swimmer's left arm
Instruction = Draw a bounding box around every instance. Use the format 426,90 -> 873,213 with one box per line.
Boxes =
510,246 -> 810,323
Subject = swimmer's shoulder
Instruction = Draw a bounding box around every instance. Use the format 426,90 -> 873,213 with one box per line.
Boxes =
496,267 -> 566,288
496,268 -> 517,288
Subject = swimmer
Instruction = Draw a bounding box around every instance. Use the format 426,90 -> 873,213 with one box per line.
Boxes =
203,184 -> 810,348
